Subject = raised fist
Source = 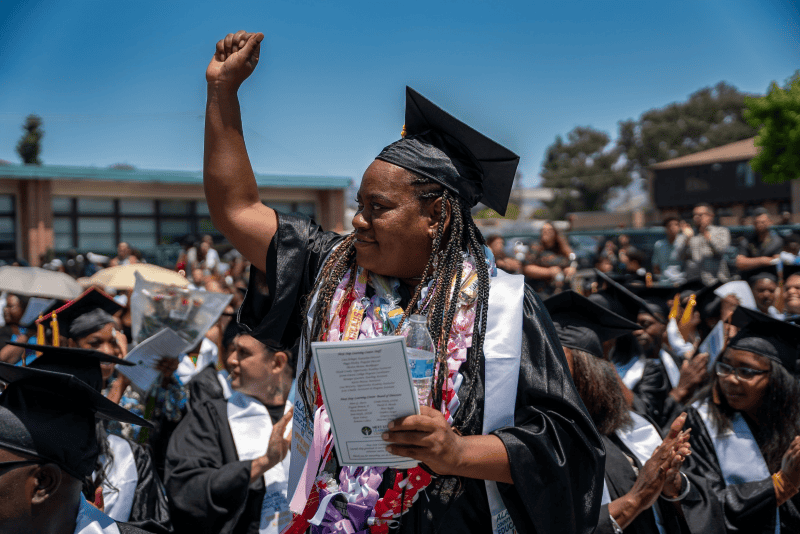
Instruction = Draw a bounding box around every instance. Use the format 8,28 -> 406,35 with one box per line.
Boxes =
206,30 -> 264,88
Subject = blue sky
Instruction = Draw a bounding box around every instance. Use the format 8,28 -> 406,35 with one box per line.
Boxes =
0,0 -> 797,188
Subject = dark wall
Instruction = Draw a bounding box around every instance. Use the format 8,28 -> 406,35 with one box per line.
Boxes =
653,159 -> 791,209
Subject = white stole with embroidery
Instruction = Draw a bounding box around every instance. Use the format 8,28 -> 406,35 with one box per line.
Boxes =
694,400 -> 780,534
74,497 -> 121,534
228,392 -> 292,534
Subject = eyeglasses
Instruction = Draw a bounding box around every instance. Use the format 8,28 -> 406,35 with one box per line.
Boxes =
715,361 -> 769,381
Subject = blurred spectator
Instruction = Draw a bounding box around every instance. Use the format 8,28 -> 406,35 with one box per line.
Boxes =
781,211 -> 792,225
735,207 -> 783,272
198,234 -> 220,275
189,267 -> 206,290
748,272 -> 779,317
110,241 -> 133,267
596,237 -> 619,269
523,221 -> 574,295
0,293 -> 32,363
176,234 -> 198,273
676,203 -> 731,284
784,271 -> 800,317
65,249 -> 86,278
651,217 -> 684,278
486,234 -> 522,274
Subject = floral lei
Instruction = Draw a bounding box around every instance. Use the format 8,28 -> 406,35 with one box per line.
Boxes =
284,251 -> 488,534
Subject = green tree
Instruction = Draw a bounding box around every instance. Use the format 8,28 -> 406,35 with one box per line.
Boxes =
16,114 -> 44,165
744,71 -> 800,183
540,126 -> 629,219
618,82 -> 757,175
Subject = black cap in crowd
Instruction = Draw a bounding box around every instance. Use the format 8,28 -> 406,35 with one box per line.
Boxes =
728,306 -> 800,372
0,360 -> 151,481
545,290 -> 641,359
37,287 -> 122,341
589,269 -> 651,323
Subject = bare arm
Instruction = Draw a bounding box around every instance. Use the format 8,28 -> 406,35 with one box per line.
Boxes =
735,254 -> 775,271
204,31 -> 277,273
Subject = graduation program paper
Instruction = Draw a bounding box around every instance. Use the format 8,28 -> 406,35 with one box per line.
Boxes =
311,336 -> 420,468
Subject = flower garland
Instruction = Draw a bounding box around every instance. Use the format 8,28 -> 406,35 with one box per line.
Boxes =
285,253 -> 485,534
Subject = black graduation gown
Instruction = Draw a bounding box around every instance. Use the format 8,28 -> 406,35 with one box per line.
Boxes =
595,434 -> 687,534
628,355 -> 684,432
237,213 -> 606,534
164,398 -> 265,534
125,439 -> 173,534
187,364 -> 225,412
681,405 -> 800,533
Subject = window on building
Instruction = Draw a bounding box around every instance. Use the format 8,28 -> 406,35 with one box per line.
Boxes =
0,195 -> 16,263
736,163 -> 756,188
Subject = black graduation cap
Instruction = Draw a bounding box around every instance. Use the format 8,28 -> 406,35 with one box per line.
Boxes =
0,361 -> 152,480
727,306 -> 800,372
741,264 -> 780,284
376,87 -> 520,215
629,285 -> 679,323
544,290 -> 641,359
589,269 -> 650,323
6,342 -> 132,392
36,287 -> 123,341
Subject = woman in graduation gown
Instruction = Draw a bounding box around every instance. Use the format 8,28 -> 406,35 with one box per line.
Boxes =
544,291 -> 695,534
29,288 -> 173,534
203,30 -> 604,534
681,306 -> 800,533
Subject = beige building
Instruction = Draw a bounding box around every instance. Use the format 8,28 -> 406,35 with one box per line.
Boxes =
0,164 -> 350,266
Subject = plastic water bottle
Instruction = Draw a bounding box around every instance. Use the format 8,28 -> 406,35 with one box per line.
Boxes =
404,314 -> 436,407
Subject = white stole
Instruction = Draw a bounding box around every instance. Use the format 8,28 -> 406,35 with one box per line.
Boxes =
176,337 -> 219,384
74,497 -> 121,534
618,356 -> 646,390
659,349 -> 681,390
693,400 -> 780,534
98,435 -> 138,522
483,269 -> 524,534
227,392 -> 292,534
218,369 -> 233,400
602,411 -> 667,534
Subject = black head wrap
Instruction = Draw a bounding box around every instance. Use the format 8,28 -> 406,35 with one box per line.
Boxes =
375,87 -> 520,215
544,290 -> 641,359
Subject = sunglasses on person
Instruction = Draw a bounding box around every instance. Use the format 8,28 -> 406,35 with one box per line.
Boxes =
715,361 -> 769,381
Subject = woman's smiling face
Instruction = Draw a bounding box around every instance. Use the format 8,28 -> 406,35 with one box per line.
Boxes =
718,348 -> 771,419
352,160 -> 442,282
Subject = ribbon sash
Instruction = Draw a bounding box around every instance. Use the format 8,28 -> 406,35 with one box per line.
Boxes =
659,350 -> 681,390
618,356 -> 646,390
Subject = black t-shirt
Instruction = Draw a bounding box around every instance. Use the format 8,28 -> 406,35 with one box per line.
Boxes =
738,230 -> 783,258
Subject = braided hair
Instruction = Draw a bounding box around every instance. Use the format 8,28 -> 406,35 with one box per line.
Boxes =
298,172 -> 490,434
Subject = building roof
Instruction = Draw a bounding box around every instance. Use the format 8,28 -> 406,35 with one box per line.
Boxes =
650,137 -> 758,170
0,164 -> 351,189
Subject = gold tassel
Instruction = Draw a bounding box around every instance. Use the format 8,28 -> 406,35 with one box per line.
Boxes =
680,294 -> 696,326
37,316 -> 45,345
401,124 -> 407,138
645,273 -> 653,287
51,313 -> 59,347
668,293 -> 681,320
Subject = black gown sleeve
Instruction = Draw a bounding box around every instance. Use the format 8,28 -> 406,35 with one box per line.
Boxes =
164,399 -> 258,534
126,440 -> 173,534
237,212 -> 345,347
492,286 -> 605,534
680,406 -> 779,534
632,358 -> 671,429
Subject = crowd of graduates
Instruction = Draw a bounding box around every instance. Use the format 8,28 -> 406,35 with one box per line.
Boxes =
2,28 -> 800,534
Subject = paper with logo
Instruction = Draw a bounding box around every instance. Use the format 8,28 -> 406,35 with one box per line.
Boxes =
116,328 -> 188,393
311,336 -> 420,467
